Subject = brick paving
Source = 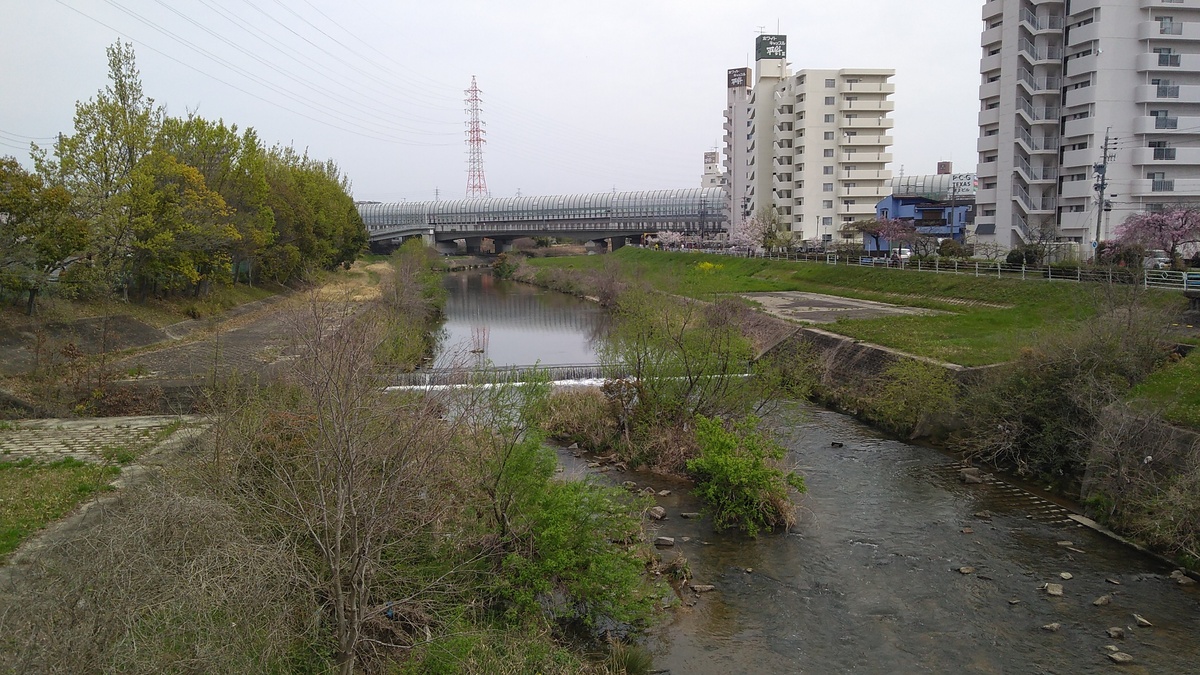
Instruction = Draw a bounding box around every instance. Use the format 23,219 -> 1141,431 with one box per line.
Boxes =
0,415 -> 204,464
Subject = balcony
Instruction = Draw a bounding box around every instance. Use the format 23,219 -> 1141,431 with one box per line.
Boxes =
838,153 -> 892,165
980,52 -> 1002,74
976,188 -> 998,205
839,81 -> 896,94
1140,20 -> 1200,40
1133,115 -> 1200,133
840,116 -> 894,129
983,0 -> 1003,20
977,160 -> 998,178
1015,157 -> 1057,182
1012,184 -> 1057,213
1059,179 -> 1094,199
1020,8 -> 1065,33
841,169 -> 889,180
1134,83 -> 1200,103
1137,0 -> 1200,7
1016,98 -> 1059,124
1016,127 -> 1060,153
978,134 -> 1000,153
840,185 -> 890,198
842,134 -> 892,147
1065,53 -> 1098,78
1130,178 -> 1200,196
981,25 -> 1003,48
1131,146 -> 1200,164
1137,52 -> 1200,73
839,99 -> 895,112
979,78 -> 1002,100
1063,116 -> 1096,138
1067,21 -> 1100,47
1063,86 -> 1095,108
1019,38 -> 1064,64
1017,68 -> 1061,93
1061,148 -> 1094,169
979,107 -> 1001,127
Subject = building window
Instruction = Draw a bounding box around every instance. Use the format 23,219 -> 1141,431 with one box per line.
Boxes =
823,216 -> 833,226
824,114 -> 835,123
825,79 -> 835,87
823,148 -> 834,157
823,166 -> 833,175
822,200 -> 833,208
824,131 -> 834,140
823,183 -> 834,192
824,96 -> 835,105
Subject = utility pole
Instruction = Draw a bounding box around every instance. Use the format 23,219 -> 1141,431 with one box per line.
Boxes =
1093,128 -> 1114,261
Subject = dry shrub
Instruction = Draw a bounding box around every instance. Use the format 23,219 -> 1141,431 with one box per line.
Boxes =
542,388 -> 618,452
634,420 -> 699,476
0,475 -> 318,674
1086,407 -> 1200,564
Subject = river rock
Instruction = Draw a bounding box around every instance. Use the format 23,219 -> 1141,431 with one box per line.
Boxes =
586,461 -> 601,468
568,443 -> 579,450
1056,541 -> 1074,547
1106,577 -> 1122,585
1045,583 -> 1064,596
831,441 -> 844,448
962,527 -> 975,535
1107,652 -> 1134,664
690,583 -> 715,593
1060,572 -> 1074,580
680,512 -> 702,519
1042,622 -> 1062,632
623,481 -> 638,490
959,566 -> 976,575
1107,627 -> 1125,639
1009,599 -> 1021,605
974,511 -> 993,520
654,536 -> 675,547
657,489 -> 672,497
1104,645 -> 1119,652
1170,569 -> 1197,586
1133,613 -> 1153,627
648,506 -> 667,521
640,488 -> 656,496
960,468 -> 984,484
1093,595 -> 1112,606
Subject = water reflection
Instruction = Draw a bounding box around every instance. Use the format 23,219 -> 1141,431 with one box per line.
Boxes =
433,271 -> 606,368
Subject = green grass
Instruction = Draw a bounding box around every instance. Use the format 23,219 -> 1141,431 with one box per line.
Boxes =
1130,350 -> 1200,429
527,248 -> 1187,366
0,457 -> 120,559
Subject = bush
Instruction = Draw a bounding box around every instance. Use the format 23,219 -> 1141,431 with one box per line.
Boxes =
864,358 -> 959,437
686,415 -> 805,537
542,388 -> 619,453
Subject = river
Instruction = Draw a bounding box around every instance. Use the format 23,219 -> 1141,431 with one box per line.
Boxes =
441,270 -> 1200,674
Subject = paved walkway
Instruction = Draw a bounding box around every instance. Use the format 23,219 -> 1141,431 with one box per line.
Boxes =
740,291 -> 946,324
0,415 -> 205,464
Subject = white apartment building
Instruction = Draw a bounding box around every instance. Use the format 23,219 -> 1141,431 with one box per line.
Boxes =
722,35 -> 895,245
977,0 -> 1200,251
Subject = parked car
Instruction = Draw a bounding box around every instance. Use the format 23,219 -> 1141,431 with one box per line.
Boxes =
1144,250 -> 1172,269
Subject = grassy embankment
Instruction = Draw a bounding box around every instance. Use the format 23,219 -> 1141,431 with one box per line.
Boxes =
528,248 -> 1186,366
0,457 -> 119,560
527,248 -> 1198,426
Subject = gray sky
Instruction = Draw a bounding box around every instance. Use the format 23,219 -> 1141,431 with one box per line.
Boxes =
1,0 -> 981,203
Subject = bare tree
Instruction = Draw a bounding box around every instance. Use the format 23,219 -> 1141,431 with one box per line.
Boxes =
217,295 -> 456,674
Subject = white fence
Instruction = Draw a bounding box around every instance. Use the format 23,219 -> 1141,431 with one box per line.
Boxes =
714,249 -> 1200,292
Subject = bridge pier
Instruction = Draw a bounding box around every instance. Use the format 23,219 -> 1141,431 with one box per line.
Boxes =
493,238 -> 515,253
588,239 -> 609,253
464,237 -> 484,255
611,236 -> 628,251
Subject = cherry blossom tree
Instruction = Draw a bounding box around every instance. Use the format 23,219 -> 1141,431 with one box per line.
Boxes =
653,230 -> 685,249
851,217 -> 915,253
729,208 -> 782,252
1116,206 -> 1200,266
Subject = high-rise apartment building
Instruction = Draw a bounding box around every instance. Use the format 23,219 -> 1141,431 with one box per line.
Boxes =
976,0 -> 1200,251
722,35 -> 895,245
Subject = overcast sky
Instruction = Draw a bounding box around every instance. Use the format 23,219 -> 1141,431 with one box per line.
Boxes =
1,0 -> 981,203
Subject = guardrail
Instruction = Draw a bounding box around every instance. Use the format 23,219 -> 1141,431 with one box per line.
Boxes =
708,249 -> 1200,292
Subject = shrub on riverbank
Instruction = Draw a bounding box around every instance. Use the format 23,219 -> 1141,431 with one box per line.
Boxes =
687,415 -> 805,537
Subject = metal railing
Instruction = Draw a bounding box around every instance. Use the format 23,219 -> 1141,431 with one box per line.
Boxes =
1158,84 -> 1181,98
1154,147 -> 1178,160
1159,53 -> 1182,67
1156,116 -> 1180,129
1153,179 -> 1176,192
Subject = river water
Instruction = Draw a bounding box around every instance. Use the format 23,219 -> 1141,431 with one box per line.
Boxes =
442,270 -> 1200,674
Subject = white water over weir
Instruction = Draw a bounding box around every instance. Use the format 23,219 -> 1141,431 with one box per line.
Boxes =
385,363 -> 753,391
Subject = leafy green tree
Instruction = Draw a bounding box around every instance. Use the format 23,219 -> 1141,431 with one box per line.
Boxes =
0,157 -> 89,313
33,41 -> 163,298
157,115 -> 276,285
